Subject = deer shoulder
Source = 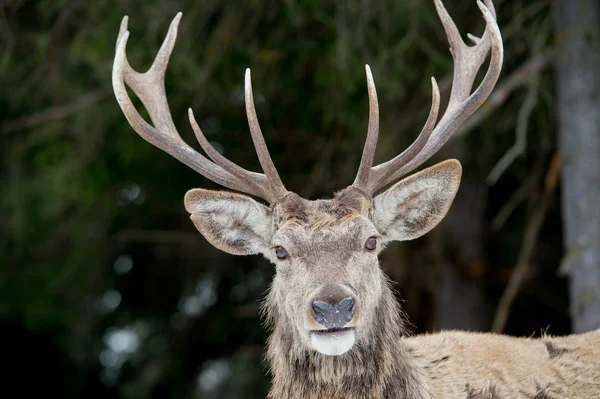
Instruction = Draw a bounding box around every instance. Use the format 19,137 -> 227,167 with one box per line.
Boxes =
406,329 -> 600,398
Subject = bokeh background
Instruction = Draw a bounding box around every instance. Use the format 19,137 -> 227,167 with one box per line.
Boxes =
1,0 -> 599,397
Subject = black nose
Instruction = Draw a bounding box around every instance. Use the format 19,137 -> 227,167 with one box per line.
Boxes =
311,297 -> 354,329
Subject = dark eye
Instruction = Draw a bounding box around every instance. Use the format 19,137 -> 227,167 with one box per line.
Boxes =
365,237 -> 377,251
275,246 -> 289,260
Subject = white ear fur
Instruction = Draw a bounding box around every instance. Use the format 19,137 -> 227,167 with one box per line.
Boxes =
371,159 -> 462,242
184,189 -> 275,256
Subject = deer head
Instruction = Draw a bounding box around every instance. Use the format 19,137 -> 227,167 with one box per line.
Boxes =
112,0 -> 502,357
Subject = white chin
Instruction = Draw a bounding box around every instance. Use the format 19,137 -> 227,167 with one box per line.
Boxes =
310,328 -> 355,356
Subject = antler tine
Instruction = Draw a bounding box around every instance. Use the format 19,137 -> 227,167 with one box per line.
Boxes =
404,0 -> 503,168
353,65 -> 380,189
358,0 -> 503,195
113,14 -> 285,203
245,69 -> 288,199
367,78 -> 441,192
114,14 -> 183,142
188,109 -> 269,194
440,0 -> 499,110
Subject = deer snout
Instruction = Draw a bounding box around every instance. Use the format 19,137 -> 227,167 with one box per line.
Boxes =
309,284 -> 356,330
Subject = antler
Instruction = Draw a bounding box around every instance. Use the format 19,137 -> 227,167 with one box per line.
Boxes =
352,0 -> 503,195
112,13 -> 288,203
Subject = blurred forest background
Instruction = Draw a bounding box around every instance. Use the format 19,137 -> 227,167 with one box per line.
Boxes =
1,0 -> 599,398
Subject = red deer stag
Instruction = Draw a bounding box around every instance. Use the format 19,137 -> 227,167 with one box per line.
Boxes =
112,0 -> 600,397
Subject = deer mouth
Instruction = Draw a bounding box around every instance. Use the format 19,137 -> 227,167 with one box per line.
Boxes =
313,326 -> 353,334
310,327 -> 355,356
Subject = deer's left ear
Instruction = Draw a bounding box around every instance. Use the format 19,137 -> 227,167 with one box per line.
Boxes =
371,159 -> 462,242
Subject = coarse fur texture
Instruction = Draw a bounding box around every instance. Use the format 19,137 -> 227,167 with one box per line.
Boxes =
405,329 -> 600,398
184,160 -> 600,398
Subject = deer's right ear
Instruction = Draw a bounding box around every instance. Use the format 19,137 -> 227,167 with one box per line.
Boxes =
184,189 -> 275,256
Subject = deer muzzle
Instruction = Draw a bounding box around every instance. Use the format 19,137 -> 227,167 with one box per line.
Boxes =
307,284 -> 358,356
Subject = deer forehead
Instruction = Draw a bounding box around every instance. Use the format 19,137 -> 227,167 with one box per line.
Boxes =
273,189 -> 372,226
275,219 -> 370,252
270,195 -> 373,255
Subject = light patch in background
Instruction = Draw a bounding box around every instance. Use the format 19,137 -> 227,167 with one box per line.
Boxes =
178,274 -> 218,317
197,358 -> 231,393
114,254 -> 133,275
93,289 -> 122,314
102,290 -> 121,310
117,183 -> 146,206
100,322 -> 150,386
105,328 -> 140,353
192,351 -> 265,398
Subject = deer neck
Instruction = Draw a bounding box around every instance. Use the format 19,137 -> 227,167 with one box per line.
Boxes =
266,283 -> 430,399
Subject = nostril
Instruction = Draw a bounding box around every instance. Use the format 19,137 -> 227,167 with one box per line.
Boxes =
311,301 -> 330,325
312,302 -> 323,315
339,298 -> 354,313
312,301 -> 329,311
311,301 -> 329,317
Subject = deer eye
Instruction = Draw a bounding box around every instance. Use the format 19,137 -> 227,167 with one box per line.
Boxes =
365,237 -> 377,251
275,246 -> 289,260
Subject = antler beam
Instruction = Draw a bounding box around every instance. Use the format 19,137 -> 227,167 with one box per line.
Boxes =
112,14 -> 287,203
352,0 -> 504,195
113,0 -> 503,203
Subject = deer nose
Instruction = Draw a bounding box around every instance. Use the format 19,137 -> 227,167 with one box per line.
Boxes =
311,297 -> 354,329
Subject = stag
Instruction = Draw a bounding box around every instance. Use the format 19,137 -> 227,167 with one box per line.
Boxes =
112,0 -> 600,397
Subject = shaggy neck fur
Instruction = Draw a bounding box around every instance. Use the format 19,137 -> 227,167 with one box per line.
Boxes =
265,274 -> 430,399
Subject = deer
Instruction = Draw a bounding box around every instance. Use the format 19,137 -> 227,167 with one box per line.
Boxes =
112,0 -> 600,397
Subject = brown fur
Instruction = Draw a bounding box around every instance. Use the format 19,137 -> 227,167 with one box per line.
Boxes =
184,162 -> 600,398
274,189 -> 370,228
265,263 -> 600,398
264,273 -> 429,399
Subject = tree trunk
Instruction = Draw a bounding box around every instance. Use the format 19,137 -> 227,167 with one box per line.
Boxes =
433,144 -> 488,332
553,0 -> 600,333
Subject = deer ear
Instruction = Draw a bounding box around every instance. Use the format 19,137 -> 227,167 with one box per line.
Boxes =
184,189 -> 275,256
371,159 -> 462,242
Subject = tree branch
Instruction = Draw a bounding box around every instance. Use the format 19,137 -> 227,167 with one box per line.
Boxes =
491,153 -> 561,333
1,87 -> 111,135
